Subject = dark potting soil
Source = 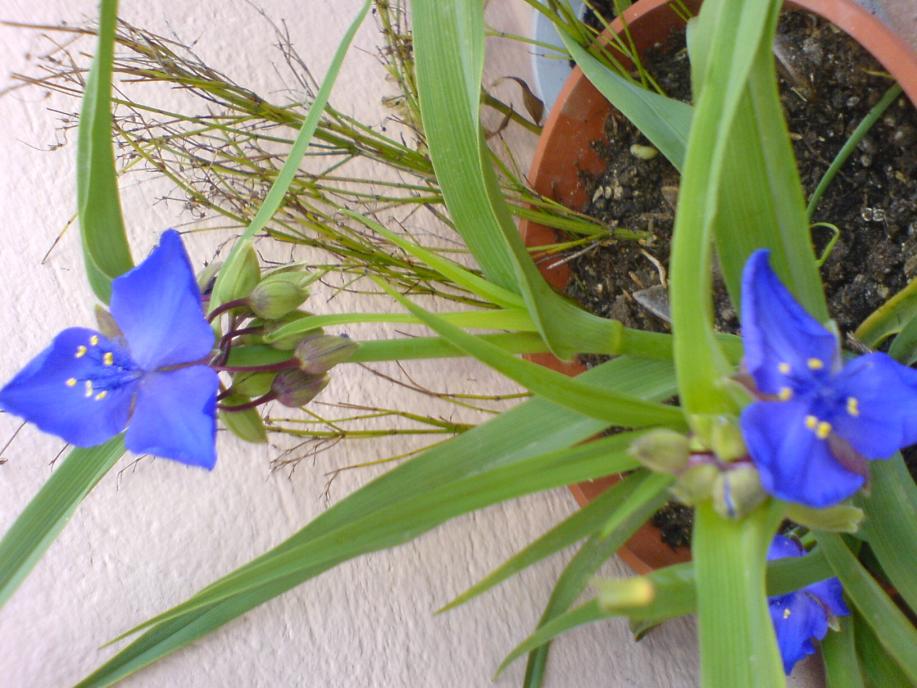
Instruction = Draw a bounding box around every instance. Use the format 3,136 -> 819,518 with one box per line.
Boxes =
563,11 -> 917,551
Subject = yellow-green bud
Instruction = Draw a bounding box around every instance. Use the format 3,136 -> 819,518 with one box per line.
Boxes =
295,334 -> 358,375
221,247 -> 261,302
595,577 -> 655,611
247,271 -> 310,320
271,370 -> 329,408
218,395 -> 267,444
785,503 -> 864,534
713,465 -> 766,520
670,463 -> 718,505
263,312 -> 321,351
196,260 -> 223,295
629,429 -> 691,474
711,419 -> 747,462
230,371 -> 276,398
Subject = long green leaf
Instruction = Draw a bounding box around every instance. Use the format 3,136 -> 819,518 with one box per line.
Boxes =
518,472 -> 671,686
376,279 -> 686,430
0,437 -> 124,607
855,279 -> 917,349
80,357 -> 677,685
439,470 -> 645,613
342,209 -> 524,309
853,611 -> 912,688
888,313 -> 917,365
412,0 -> 621,360
558,28 -> 692,170
857,454 -> 917,613
816,532 -> 917,683
669,0 -> 782,416
693,500 -> 785,688
498,545 -> 837,667
821,617 -> 866,688
209,0 -> 371,309
76,0 -> 133,302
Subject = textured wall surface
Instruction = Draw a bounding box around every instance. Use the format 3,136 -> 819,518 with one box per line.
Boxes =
1,1 -> 909,686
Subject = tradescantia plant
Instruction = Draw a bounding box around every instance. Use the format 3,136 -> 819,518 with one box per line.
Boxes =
0,0 -> 915,687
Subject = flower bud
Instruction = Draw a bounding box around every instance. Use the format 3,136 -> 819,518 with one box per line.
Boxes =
221,247 -> 261,302
785,503 -> 863,534
271,369 -> 329,407
628,429 -> 691,474
263,312 -> 321,351
595,577 -> 655,611
295,334 -> 358,375
218,395 -> 267,444
230,371 -> 276,398
196,260 -> 223,296
710,418 -> 747,462
713,464 -> 766,520
670,462 -> 718,505
247,271 -> 310,319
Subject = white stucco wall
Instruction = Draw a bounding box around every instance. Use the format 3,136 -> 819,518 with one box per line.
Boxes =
3,1 -> 905,686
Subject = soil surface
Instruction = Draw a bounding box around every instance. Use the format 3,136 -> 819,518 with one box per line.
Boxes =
564,10 -> 917,550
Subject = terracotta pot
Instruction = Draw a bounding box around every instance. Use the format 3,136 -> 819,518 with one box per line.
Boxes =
521,0 -> 917,574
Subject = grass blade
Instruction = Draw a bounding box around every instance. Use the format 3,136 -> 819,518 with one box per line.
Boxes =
857,454 -> 917,612
855,279 -> 917,349
79,357 -> 677,684
0,437 -> 124,607
558,27 -> 692,170
210,0 -> 371,309
376,280 -> 686,429
76,0 -> 133,302
821,617 -> 866,688
439,471 -> 644,613
816,532 -> 917,683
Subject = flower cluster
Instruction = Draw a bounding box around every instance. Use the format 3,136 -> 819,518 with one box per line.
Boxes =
739,250 -> 917,507
767,535 -> 849,674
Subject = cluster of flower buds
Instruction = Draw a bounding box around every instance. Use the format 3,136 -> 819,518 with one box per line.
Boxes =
628,419 -> 767,521
203,249 -> 358,444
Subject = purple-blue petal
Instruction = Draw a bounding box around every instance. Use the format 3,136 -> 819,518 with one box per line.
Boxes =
767,534 -> 805,561
769,592 -> 828,674
741,400 -> 864,507
110,230 -> 215,371
741,250 -> 838,395
125,366 -> 219,469
831,352 -> 917,459
804,578 -> 850,618
0,328 -> 136,447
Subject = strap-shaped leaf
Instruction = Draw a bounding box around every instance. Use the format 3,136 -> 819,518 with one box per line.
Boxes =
210,1 -> 372,309
816,532 -> 917,684
0,437 -> 124,607
79,357 -> 677,685
76,0 -> 133,302
411,0 -> 620,360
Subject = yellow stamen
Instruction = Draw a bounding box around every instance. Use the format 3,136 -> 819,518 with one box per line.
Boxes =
778,387 -> 793,401
805,415 -> 818,430
103,352 -> 114,366
94,391 -> 108,401
846,397 -> 859,417
84,380 -> 94,398
778,362 -> 791,375
75,345 -> 87,359
89,335 -> 99,346
807,357 -> 824,370
816,421 -> 832,440
65,377 -> 77,388
783,608 -> 792,620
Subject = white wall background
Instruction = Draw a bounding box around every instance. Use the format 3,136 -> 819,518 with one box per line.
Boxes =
2,1 -> 906,686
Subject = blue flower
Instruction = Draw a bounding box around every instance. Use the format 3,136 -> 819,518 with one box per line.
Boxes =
739,250 -> 917,507
0,230 -> 219,469
767,535 -> 849,674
